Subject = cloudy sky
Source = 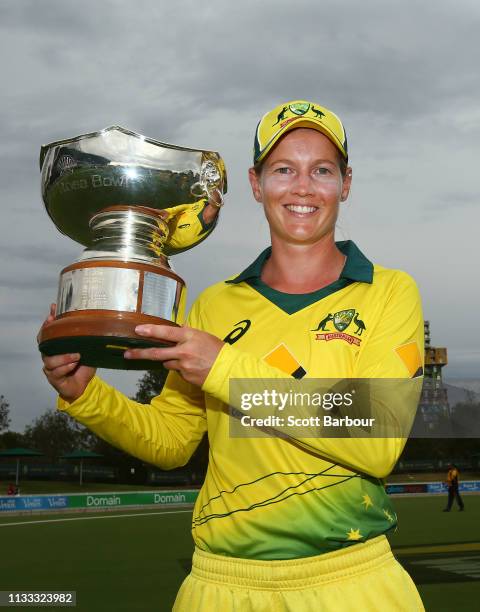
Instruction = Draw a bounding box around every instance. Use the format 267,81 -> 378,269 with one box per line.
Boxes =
1,0 -> 478,431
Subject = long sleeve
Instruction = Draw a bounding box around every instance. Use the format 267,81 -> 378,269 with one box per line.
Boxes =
57,304 -> 208,470
58,371 -> 207,469
202,271 -> 424,478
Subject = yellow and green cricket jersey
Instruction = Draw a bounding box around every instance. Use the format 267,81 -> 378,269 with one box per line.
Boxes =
58,240 -> 424,560
163,198 -> 217,255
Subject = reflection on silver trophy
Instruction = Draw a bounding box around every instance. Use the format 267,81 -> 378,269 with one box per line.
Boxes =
37,126 -> 227,370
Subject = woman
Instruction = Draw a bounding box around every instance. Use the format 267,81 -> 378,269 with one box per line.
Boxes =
41,100 -> 425,611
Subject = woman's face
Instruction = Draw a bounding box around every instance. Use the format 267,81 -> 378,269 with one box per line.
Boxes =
249,128 -> 352,247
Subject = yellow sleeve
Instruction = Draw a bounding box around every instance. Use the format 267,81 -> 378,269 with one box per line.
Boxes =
57,304 -> 208,470
164,199 -> 218,255
202,272 -> 424,478
354,271 -> 424,379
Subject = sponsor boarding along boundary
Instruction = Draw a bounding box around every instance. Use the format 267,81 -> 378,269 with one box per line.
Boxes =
387,480 -> 480,497
1,482 -> 479,516
0,489 -> 199,516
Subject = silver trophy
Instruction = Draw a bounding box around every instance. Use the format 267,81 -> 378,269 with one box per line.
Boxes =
37,126 -> 227,370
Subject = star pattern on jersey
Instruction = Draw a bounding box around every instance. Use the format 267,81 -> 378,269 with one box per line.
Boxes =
346,528 -> 363,541
361,494 -> 373,509
383,509 -> 395,522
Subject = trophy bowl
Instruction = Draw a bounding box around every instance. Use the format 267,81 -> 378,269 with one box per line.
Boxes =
37,126 -> 227,370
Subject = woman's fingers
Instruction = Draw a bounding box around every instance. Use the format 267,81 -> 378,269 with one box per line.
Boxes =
40,303 -> 57,330
134,324 -> 193,343
124,346 -> 179,361
125,325 -> 195,362
43,361 -> 78,379
127,323 -> 223,386
42,353 -> 80,372
162,360 -> 181,371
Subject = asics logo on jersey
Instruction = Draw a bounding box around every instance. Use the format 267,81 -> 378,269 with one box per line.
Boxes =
311,309 -> 366,346
223,320 -> 251,345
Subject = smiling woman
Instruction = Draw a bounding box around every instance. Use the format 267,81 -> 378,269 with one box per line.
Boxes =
250,129 -> 350,238
40,99 -> 425,612
249,128 -> 352,293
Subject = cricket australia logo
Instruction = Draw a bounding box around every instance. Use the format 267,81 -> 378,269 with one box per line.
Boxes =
333,309 -> 355,331
275,102 -> 328,130
311,309 -> 366,346
289,102 -> 310,115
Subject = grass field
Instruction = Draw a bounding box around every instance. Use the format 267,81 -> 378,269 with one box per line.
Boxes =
0,496 -> 478,611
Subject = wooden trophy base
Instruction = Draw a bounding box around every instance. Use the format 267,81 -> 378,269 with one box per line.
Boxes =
38,311 -> 177,370
38,255 -> 186,371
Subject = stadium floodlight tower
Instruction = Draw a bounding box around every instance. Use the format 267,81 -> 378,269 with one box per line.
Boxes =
419,320 -> 449,429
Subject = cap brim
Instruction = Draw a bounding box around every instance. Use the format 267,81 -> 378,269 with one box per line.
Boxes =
256,117 -> 347,163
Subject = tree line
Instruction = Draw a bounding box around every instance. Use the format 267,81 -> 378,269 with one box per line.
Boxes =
0,370 -> 208,483
1,377 -> 479,476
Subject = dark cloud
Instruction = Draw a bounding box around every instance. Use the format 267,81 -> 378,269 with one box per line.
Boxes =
0,0 -> 104,32
1,0 -> 479,429
431,191 -> 478,210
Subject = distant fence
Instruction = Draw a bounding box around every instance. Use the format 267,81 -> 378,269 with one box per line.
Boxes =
0,489 -> 199,513
2,459 -> 478,484
0,463 -> 117,480
0,464 -> 199,485
394,458 -> 479,472
1,482 -> 479,514
386,481 -> 480,495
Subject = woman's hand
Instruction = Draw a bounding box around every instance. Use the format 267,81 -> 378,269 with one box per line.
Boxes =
125,325 -> 224,387
40,304 -> 96,403
202,191 -> 223,224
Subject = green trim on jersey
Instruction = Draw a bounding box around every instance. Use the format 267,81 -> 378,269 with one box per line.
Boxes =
58,242 -> 424,561
226,241 -> 373,314
197,199 -> 218,233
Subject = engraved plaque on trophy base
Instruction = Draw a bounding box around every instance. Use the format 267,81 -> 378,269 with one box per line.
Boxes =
38,260 -> 185,370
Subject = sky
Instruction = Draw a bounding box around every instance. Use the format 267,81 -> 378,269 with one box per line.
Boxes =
0,0 -> 479,431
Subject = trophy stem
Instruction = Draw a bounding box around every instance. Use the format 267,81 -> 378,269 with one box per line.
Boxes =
85,205 -> 170,262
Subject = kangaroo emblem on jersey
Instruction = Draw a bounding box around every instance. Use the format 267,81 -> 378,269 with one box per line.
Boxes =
312,309 -> 366,346
311,313 -> 334,331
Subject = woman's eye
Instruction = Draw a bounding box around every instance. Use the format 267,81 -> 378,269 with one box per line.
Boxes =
315,167 -> 331,175
275,167 -> 291,174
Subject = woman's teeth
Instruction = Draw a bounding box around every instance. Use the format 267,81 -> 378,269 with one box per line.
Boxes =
286,205 -> 317,213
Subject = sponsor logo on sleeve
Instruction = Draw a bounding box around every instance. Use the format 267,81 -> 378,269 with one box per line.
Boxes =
223,319 -> 251,345
263,343 -> 306,379
395,341 -> 424,378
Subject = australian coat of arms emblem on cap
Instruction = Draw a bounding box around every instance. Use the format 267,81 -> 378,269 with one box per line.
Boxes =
289,102 -> 310,115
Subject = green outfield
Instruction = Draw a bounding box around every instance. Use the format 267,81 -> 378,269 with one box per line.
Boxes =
0,496 -> 478,611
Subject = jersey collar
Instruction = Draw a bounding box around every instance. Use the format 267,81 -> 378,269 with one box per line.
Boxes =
226,240 -> 374,285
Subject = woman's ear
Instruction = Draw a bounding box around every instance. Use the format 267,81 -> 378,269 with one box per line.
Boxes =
340,167 -> 352,202
248,167 -> 263,203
